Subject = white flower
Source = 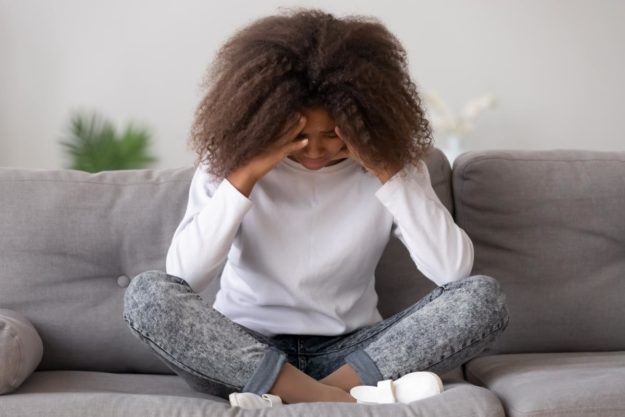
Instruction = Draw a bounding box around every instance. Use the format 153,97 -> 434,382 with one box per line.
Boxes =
422,91 -> 497,138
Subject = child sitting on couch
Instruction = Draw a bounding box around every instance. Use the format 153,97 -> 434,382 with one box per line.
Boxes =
122,6 -> 509,409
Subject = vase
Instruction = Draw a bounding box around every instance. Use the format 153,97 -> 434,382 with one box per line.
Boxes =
439,135 -> 463,165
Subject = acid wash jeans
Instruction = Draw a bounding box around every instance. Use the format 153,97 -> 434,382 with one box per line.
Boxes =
122,270 -> 510,400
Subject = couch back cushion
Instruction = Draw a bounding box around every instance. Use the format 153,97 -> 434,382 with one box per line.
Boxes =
0,148 -> 452,373
0,167 -> 193,374
453,150 -> 625,354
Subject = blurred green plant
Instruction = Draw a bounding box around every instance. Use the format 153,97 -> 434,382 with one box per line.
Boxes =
59,111 -> 158,172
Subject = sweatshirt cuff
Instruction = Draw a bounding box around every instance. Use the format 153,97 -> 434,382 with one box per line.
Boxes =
375,163 -> 417,203
216,177 -> 254,213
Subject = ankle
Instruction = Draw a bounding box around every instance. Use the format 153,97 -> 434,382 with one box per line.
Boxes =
323,385 -> 357,403
318,364 -> 363,392
268,362 -> 356,404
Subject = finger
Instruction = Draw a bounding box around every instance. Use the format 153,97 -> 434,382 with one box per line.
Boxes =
280,114 -> 307,144
330,146 -> 350,161
334,125 -> 347,142
334,126 -> 371,168
335,126 -> 360,153
338,137 -> 361,160
284,138 -> 308,155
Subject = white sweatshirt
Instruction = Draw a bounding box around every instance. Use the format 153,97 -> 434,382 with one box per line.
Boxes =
165,156 -> 474,337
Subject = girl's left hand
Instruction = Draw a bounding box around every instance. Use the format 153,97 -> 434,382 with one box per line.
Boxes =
332,126 -> 402,184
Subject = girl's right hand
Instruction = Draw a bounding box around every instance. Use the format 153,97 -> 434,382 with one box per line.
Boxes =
226,114 -> 308,197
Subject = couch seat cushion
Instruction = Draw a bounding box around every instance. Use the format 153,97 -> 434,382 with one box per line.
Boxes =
1,370 -> 505,417
465,351 -> 625,417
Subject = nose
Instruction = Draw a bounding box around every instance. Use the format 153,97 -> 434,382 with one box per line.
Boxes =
302,137 -> 325,159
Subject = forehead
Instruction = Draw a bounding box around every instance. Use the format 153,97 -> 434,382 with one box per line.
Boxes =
301,107 -> 335,132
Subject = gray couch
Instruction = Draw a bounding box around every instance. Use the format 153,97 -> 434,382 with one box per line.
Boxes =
1,147 -> 624,417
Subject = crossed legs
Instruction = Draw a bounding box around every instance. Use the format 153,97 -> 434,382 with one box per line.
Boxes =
124,271 -> 508,405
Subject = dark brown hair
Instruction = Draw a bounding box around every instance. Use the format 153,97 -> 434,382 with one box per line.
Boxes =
190,7 -> 433,178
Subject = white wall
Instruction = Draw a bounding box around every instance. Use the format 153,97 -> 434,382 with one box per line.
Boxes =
1,0 -> 623,169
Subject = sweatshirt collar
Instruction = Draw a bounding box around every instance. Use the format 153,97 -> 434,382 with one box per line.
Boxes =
281,156 -> 357,174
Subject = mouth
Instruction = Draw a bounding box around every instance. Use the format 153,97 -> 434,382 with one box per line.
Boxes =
299,157 -> 329,170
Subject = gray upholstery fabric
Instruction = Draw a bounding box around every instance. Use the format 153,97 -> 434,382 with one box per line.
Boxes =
465,351 -> 625,417
452,150 -> 625,354
0,309 -> 44,394
0,371 -> 505,417
0,166 -> 192,374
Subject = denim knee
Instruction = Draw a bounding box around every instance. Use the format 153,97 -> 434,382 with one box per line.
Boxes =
460,275 -> 510,334
122,269 -> 182,329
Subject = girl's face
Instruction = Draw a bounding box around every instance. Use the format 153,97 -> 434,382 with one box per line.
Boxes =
287,106 -> 347,170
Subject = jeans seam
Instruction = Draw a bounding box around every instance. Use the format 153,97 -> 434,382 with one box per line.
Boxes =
297,337 -> 306,370
123,316 -> 239,391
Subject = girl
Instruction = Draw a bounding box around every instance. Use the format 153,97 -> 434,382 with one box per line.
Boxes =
122,7 -> 509,409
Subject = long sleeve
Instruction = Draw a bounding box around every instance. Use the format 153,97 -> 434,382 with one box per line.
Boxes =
374,160 -> 474,286
165,163 -> 253,293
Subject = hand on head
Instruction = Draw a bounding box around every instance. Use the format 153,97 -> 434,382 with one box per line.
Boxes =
227,112 -> 403,198
238,114 -> 310,182
226,114 -> 308,197
332,126 -> 403,182
332,126 -> 379,177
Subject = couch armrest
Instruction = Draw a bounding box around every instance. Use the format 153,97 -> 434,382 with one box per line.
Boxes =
0,309 -> 43,394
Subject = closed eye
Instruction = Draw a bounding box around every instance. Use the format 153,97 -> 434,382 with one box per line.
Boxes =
295,133 -> 338,139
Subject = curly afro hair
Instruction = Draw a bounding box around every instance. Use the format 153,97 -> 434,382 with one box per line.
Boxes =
190,7 -> 433,179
